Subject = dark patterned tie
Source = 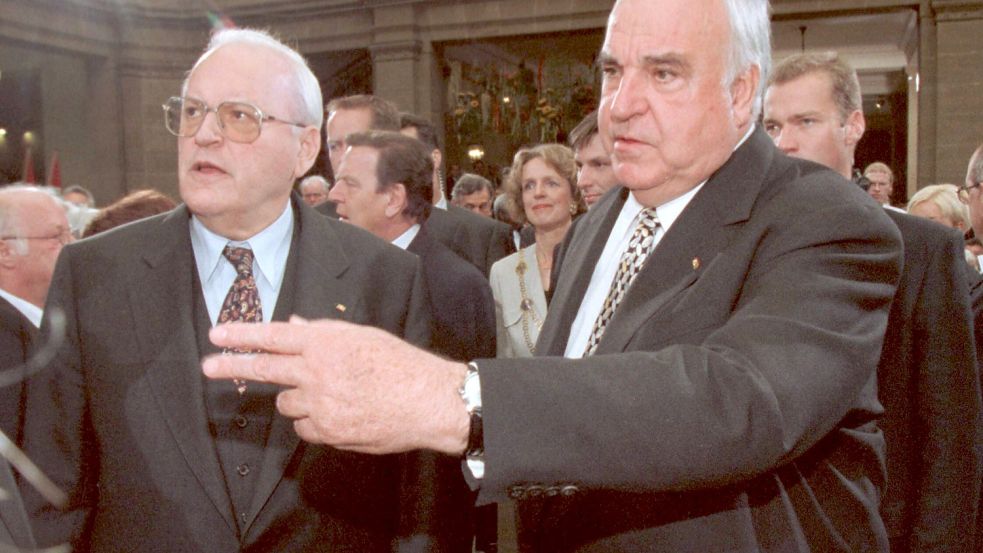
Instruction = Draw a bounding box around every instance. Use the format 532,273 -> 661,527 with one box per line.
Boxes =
583,207 -> 660,357
218,246 -> 263,393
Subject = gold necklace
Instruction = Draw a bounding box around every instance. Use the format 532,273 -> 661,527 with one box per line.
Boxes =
515,248 -> 543,354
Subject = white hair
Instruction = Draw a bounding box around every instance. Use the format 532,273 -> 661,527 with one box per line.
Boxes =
722,0 -> 772,120
0,184 -> 64,255
183,28 -> 323,128
300,175 -> 330,192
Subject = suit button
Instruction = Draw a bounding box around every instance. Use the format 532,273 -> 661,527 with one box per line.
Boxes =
507,486 -> 525,500
560,485 -> 579,496
545,486 -> 560,497
236,463 -> 250,476
526,485 -> 545,497
234,415 -> 248,428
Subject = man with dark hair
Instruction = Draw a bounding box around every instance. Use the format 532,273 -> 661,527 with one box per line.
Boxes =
568,110 -> 618,208
765,51 -> 981,553
207,0 -> 905,550
329,130 -> 495,552
325,94 -> 401,173
399,112 -> 514,276
451,174 -> 494,217
20,29 -> 433,552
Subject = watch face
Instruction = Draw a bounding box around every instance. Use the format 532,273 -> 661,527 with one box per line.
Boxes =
463,369 -> 482,412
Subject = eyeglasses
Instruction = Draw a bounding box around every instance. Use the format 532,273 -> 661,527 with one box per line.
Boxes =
0,229 -> 73,246
162,96 -> 309,144
958,181 -> 981,204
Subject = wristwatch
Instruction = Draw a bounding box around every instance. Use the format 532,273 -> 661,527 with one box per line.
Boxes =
459,362 -> 483,458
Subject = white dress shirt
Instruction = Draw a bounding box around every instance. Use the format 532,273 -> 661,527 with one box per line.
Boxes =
563,187 -> 702,357
0,287 -> 42,328
391,224 -> 421,250
190,202 -> 293,325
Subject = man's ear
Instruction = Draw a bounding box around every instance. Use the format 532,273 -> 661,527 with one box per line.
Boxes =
729,64 -> 760,128
385,183 -> 408,218
0,240 -> 17,269
844,109 -> 866,146
295,126 -> 322,177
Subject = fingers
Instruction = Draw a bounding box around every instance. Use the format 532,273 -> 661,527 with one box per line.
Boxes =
275,388 -> 307,419
202,350 -> 306,387
209,321 -> 311,354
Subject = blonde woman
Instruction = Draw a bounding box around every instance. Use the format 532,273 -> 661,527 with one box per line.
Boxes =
489,144 -> 586,357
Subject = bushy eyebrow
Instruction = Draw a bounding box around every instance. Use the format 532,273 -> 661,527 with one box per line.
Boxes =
596,51 -> 690,73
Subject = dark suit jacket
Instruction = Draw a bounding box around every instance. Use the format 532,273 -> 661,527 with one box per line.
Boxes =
20,199 -> 431,552
405,226 -> 496,553
425,205 -> 515,277
0,295 -> 35,441
314,200 -> 339,219
0,296 -> 37,550
473,128 -> 903,552
407,226 -> 496,362
876,211 -> 981,552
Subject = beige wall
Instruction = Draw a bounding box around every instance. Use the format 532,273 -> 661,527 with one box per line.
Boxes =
1,0 -> 981,202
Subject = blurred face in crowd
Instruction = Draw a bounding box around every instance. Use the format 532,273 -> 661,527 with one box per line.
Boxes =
453,188 -> 493,217
520,157 -> 574,232
0,190 -> 73,307
63,191 -> 91,208
178,43 -> 319,240
866,169 -> 894,205
763,71 -> 864,178
574,133 -> 618,207
965,149 -> 983,238
597,0 -> 757,207
326,108 -> 373,173
300,179 -> 329,206
329,146 -> 394,237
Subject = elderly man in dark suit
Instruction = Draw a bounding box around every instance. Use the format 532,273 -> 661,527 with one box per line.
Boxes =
20,29 -> 432,552
764,51 -> 981,553
0,185 -> 67,551
204,0 -> 903,550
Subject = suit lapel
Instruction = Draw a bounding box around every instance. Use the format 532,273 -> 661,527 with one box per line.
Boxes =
128,206 -> 237,533
245,199 -> 357,527
592,128 -> 776,354
537,190 -> 627,356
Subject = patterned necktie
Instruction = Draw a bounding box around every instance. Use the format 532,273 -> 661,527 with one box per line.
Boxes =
218,246 -> 263,393
583,207 -> 660,357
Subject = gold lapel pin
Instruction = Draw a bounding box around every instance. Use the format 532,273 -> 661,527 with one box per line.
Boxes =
692,257 -> 701,270
335,304 -> 346,313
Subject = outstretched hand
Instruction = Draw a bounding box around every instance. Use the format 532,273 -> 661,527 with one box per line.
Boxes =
202,316 -> 469,455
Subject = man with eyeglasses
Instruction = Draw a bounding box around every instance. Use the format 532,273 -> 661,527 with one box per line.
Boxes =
0,185 -> 69,551
19,29 -> 435,553
764,51 -> 981,553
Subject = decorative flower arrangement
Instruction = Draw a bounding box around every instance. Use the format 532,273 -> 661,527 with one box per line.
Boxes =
448,59 -> 598,149
453,92 -> 484,144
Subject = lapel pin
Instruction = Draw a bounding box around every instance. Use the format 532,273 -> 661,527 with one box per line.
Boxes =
335,304 -> 346,313
692,257 -> 701,270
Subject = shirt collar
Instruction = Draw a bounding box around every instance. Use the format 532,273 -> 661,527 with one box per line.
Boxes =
0,287 -> 42,328
189,200 -> 294,289
391,224 -> 421,250
435,195 -> 448,210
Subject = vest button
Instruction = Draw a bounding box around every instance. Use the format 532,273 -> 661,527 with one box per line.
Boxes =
236,463 -> 250,476
235,414 -> 248,428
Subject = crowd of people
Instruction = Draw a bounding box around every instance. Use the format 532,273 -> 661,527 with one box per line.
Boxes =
1,0 -> 983,551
